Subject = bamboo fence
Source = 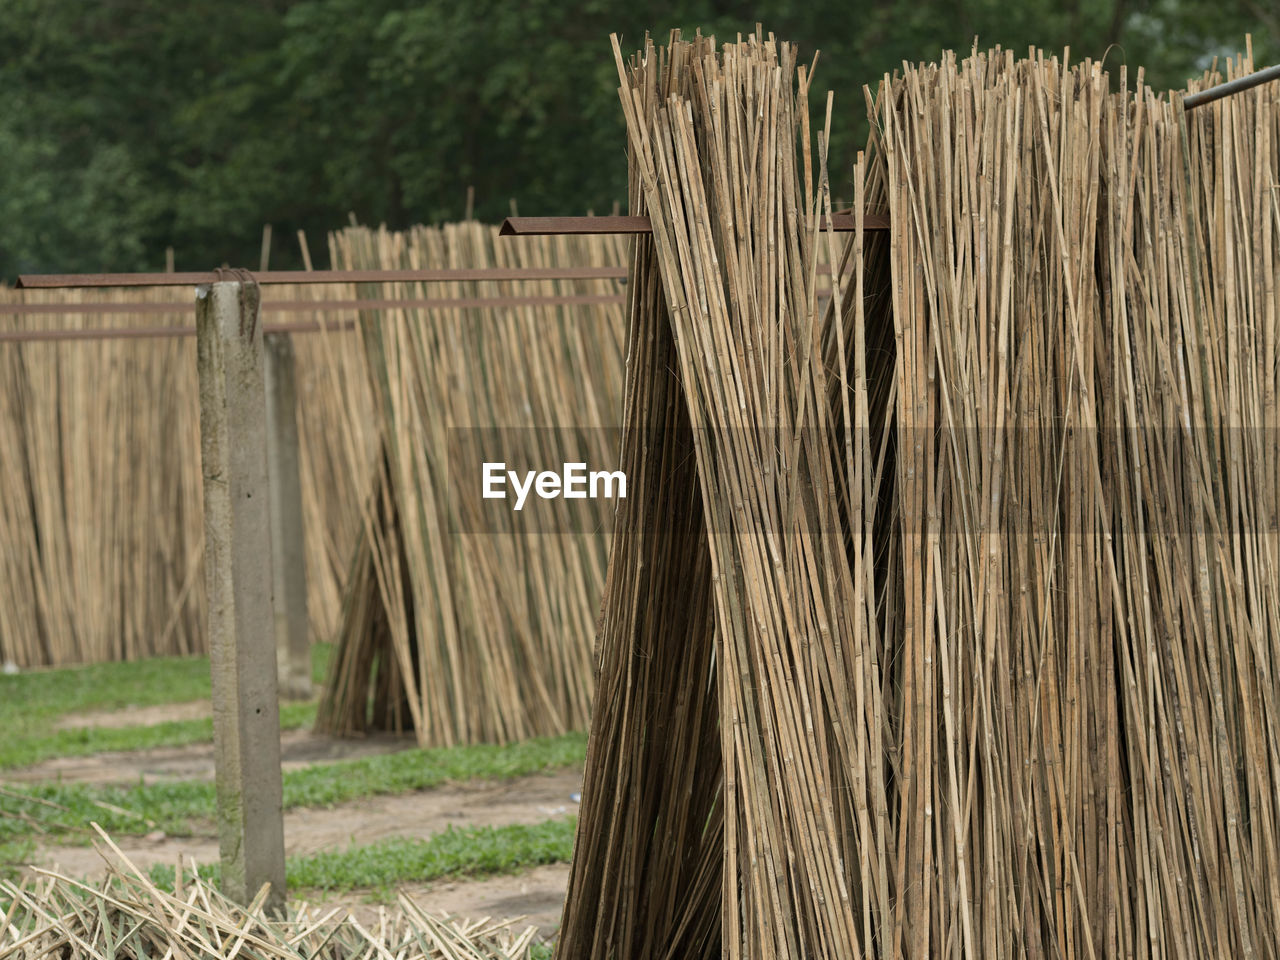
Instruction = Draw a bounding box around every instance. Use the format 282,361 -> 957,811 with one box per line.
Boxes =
313,222 -> 629,747
560,31 -> 1280,960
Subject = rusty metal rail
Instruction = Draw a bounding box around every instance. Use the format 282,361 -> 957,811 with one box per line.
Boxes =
0,321 -> 357,344
0,294 -> 633,344
16,266 -> 630,289
499,213 -> 891,235
6,217 -> 859,342
0,293 -> 627,317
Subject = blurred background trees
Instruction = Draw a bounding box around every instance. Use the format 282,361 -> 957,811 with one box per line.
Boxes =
0,0 -> 1273,277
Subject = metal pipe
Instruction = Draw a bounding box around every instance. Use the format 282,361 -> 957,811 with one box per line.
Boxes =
500,213 -> 891,235
1184,63 -> 1280,110
500,216 -> 655,235
0,321 -> 368,343
16,266 -> 630,289
0,294 -> 638,343
0,326 -> 197,343
0,294 -> 629,317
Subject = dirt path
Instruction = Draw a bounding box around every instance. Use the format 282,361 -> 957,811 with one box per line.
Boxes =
330,863 -> 572,937
33,770 -> 579,937
4,727 -> 413,786
15,706 -> 579,934
55,700 -> 215,730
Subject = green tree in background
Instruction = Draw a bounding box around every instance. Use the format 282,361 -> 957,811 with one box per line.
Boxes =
0,0 -> 1273,279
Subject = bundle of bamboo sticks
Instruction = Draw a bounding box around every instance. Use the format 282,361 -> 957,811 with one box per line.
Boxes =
0,287 -> 207,666
864,44 -> 1280,958
0,283 -> 374,667
561,32 -> 1280,960
561,30 -> 875,960
313,223 -> 627,747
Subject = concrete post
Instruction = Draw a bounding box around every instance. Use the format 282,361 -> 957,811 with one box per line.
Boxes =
264,332 -> 312,700
195,278 -> 287,915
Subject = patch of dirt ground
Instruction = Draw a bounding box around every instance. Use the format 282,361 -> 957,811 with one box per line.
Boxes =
13,707 -> 579,934
32,770 -> 580,887
55,700 -> 215,730
5,726 -> 413,785
317,863 -> 571,937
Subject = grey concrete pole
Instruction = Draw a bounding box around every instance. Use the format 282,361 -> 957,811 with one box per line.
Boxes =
195,278 -> 287,915
264,332 -> 312,700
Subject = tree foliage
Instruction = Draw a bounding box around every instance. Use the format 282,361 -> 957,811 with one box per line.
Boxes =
0,0 -> 1273,277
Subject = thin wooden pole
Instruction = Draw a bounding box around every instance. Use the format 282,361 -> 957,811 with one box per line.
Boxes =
297,231 -> 314,272
259,224 -> 273,272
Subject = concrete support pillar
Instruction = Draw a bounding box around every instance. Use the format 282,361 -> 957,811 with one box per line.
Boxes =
264,332 -> 312,700
195,278 -> 287,915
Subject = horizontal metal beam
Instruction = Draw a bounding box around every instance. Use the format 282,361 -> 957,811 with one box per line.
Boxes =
501,216 -> 655,235
0,321 -> 353,344
16,266 -> 630,289
0,285 -> 845,343
1184,63 -> 1280,110
0,326 -> 197,343
500,213 -> 891,235
0,293 -> 629,318
0,294 -> 636,343
0,301 -> 191,315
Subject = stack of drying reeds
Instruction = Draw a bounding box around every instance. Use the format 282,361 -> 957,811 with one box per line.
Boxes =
290,281 -> 380,651
0,281 -> 374,667
560,32 -> 1280,960
862,43 -> 1280,958
0,286 -> 207,666
561,30 -> 878,960
313,223 -> 627,747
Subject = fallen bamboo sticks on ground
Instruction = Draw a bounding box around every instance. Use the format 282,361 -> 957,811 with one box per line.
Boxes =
0,837 -> 540,960
560,31 -> 1280,960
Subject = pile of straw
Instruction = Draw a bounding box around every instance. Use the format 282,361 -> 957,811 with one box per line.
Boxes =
561,32 -> 1280,959
0,834 -> 538,960
314,223 -> 627,747
0,284 -> 373,667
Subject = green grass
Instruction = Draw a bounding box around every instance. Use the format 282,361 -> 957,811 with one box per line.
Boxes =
0,645 -> 586,905
0,732 -> 588,878
289,818 -> 576,892
0,644 -> 331,769
277,732 -> 586,809
146,818 -> 577,897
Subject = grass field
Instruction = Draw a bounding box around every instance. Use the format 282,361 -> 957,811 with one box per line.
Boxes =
0,648 -> 585,915
145,818 -> 578,897
0,645 -> 333,770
